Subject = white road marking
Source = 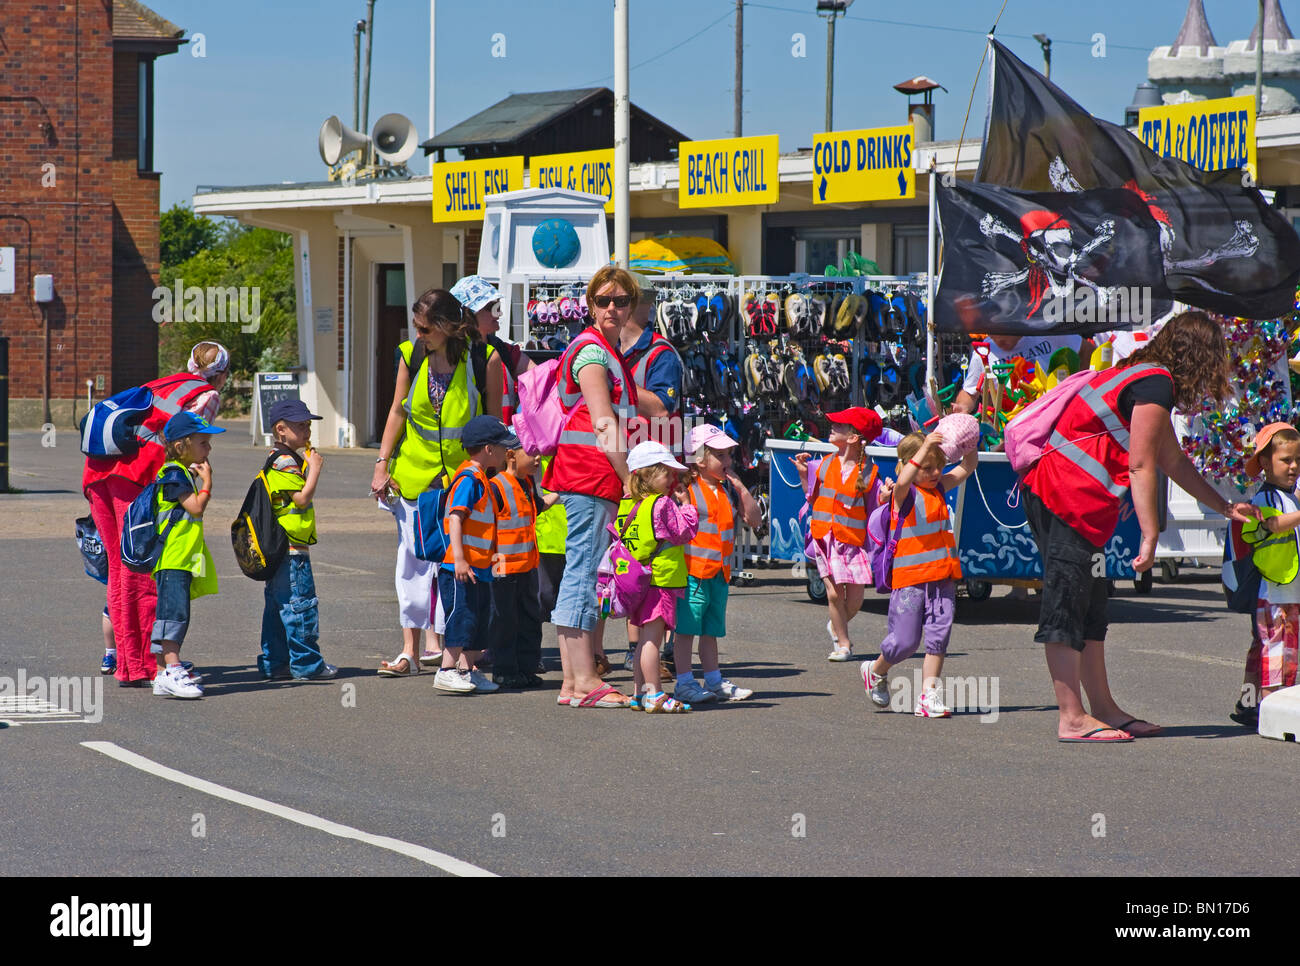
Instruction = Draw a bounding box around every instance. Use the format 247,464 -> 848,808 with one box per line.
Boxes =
82,741 -> 497,877
1130,647 -> 1243,669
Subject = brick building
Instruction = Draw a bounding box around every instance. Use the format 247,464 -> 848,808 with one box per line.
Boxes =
0,0 -> 183,428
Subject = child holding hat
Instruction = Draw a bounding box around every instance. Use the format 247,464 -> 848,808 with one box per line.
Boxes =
795,407 -> 885,662
672,425 -> 763,704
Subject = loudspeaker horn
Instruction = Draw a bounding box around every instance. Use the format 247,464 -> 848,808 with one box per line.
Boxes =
318,115 -> 371,166
371,113 -> 417,165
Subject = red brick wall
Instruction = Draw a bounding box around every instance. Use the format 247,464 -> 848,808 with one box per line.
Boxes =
465,226 -> 482,275
0,0 -> 115,408
111,48 -> 162,392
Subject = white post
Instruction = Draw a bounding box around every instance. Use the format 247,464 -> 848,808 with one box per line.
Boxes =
429,0 -> 437,175
614,0 -> 630,267
342,229 -> 353,447
925,162 -> 937,409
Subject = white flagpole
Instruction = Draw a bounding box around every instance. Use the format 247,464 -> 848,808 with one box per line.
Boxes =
925,160 -> 937,412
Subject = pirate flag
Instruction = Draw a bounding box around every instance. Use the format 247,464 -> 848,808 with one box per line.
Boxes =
977,39 -> 1300,320
935,179 -> 1173,336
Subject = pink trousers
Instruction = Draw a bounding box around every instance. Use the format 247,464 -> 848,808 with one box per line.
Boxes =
87,476 -> 158,683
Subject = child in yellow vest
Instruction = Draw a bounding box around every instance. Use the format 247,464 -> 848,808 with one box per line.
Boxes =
260,399 -> 337,681
861,430 -> 976,717
794,407 -> 885,662
487,445 -> 554,688
434,416 -> 511,695
150,413 -> 223,700
617,441 -> 698,713
673,425 -> 763,704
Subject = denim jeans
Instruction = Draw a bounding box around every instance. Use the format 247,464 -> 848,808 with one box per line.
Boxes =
550,492 -> 615,632
260,554 -> 325,678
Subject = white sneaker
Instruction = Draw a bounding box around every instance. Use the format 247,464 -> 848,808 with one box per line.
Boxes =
468,670 -> 499,692
152,667 -> 203,700
711,679 -> 753,701
433,668 -> 476,693
914,685 -> 952,718
861,660 -> 890,707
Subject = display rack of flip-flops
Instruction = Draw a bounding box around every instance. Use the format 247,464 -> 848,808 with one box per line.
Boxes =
512,275 -> 595,352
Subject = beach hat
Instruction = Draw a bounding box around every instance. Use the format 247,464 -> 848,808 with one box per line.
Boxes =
687,424 -> 738,455
449,275 -> 501,313
1245,421 -> 1300,476
163,412 -> 226,441
628,440 -> 686,472
933,412 -> 980,463
825,407 -> 883,443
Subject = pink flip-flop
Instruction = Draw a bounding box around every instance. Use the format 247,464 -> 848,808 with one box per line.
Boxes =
570,683 -> 630,708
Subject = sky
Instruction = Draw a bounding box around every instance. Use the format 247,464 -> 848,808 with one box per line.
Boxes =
152,0 -> 1280,210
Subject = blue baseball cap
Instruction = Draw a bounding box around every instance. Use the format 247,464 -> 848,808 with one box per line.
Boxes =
163,412 -> 226,441
268,399 -> 322,426
450,275 -> 501,314
461,414 -> 519,450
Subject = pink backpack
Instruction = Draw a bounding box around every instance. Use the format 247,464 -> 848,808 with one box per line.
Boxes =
511,358 -> 564,456
596,500 -> 663,619
1003,368 -> 1096,475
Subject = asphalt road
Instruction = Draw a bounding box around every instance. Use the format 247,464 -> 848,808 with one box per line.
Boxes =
1,424 -> 1295,877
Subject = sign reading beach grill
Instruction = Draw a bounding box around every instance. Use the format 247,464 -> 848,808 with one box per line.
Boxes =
1138,95 -> 1257,179
812,124 -> 915,204
531,149 -> 614,211
432,156 -> 524,222
678,135 -> 779,208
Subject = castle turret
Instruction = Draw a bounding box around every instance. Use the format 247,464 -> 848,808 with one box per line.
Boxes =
1223,0 -> 1300,114
1148,0 -> 1230,104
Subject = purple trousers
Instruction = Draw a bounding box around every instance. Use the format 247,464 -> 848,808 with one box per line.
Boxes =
879,579 -> 956,664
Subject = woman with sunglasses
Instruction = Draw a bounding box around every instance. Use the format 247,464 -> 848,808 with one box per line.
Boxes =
545,266 -> 643,707
369,288 -> 503,677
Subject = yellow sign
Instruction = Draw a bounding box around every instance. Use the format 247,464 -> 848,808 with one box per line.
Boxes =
530,149 -> 614,211
1138,95 -> 1256,179
812,125 -> 915,204
678,135 -> 779,208
432,156 -> 525,222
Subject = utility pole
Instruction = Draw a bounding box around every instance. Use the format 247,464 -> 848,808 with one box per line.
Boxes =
816,1 -> 853,132
734,0 -> 743,138
361,0 -> 377,137
1033,33 -> 1051,79
614,0 -> 629,267
1256,0 -> 1265,115
353,20 -> 364,129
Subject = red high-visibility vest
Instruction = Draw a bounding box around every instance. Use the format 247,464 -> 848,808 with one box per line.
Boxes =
892,484 -> 961,588
684,477 -> 735,580
543,326 -> 639,504
489,471 -> 538,575
808,455 -> 877,547
1024,363 -> 1170,547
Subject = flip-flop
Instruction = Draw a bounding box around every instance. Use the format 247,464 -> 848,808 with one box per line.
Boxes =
571,682 -> 631,708
1058,727 -> 1134,743
1114,717 -> 1162,737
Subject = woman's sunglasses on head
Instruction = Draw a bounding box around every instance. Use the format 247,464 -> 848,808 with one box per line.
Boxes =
591,294 -> 633,309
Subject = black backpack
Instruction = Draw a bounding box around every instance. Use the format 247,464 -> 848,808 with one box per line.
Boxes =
405,338 -> 490,397
231,447 -> 302,580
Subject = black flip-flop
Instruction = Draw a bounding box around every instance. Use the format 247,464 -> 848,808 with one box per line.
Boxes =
1058,727 -> 1134,743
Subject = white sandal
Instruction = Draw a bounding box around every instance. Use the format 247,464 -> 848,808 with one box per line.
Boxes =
377,653 -> 419,677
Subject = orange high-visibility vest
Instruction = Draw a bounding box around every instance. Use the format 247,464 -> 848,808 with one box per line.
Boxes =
808,455 -> 877,548
442,462 -> 497,569
685,477 -> 736,581
488,471 -> 538,575
892,484 -> 961,588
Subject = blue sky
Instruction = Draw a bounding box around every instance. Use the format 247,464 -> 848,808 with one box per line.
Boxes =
154,0 -> 1277,209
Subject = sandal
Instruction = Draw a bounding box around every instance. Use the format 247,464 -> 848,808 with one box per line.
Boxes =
418,649 -> 443,667
643,690 -> 690,714
571,683 -> 631,708
377,653 -> 419,677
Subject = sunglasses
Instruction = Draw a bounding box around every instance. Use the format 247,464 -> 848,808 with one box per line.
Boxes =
591,294 -> 633,309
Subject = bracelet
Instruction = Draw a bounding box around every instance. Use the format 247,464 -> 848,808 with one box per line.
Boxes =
908,459 -> 921,468
198,488 -> 210,496
375,456 -> 389,464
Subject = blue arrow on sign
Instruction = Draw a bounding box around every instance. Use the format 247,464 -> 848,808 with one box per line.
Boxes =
897,169 -> 907,196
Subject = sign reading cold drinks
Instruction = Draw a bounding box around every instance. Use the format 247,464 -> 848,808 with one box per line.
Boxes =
812,124 -> 915,203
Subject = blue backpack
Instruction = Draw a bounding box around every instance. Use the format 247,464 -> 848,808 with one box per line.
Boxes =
120,466 -> 189,573
79,386 -> 157,458
412,475 -> 458,563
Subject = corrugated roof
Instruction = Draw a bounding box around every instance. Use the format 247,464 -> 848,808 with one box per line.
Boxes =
425,88 -> 609,149
112,0 -> 184,41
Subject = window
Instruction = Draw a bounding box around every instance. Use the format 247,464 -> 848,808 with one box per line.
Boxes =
137,58 -> 155,172
892,225 -> 928,275
794,230 -> 859,274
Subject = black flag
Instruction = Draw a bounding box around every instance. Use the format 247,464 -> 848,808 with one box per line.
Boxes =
936,180 -> 1172,336
977,39 -> 1300,319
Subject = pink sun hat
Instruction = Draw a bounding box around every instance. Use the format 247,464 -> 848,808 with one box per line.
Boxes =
687,424 -> 738,455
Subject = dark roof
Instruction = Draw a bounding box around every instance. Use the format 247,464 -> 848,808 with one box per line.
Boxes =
1169,0 -> 1218,56
113,0 -> 185,53
421,87 -> 688,153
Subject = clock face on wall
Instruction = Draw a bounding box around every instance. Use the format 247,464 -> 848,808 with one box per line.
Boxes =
532,218 -> 581,269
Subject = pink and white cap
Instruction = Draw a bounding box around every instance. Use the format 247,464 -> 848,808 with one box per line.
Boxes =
687,424 -> 738,455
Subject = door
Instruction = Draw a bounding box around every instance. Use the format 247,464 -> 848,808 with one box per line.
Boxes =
374,264 -> 408,442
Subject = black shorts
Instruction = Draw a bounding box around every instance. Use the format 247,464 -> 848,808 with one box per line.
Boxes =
1023,487 -> 1109,651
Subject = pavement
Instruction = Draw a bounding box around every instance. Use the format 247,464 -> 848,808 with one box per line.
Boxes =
1,420 -> 1296,877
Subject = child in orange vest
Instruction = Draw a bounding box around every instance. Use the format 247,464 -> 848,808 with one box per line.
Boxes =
486,445 -> 554,689
673,425 -> 763,704
434,416 -> 511,695
861,430 -> 976,717
795,407 -> 885,662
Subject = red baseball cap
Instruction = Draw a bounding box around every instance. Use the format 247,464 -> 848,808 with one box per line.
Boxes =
1245,421 -> 1300,476
825,407 -> 883,442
